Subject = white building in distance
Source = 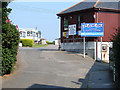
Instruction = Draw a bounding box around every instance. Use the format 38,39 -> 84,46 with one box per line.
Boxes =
40,39 -> 47,45
55,38 -> 61,45
19,28 -> 41,43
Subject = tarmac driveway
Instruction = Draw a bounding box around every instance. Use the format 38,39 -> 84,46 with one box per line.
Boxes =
2,45 -> 114,88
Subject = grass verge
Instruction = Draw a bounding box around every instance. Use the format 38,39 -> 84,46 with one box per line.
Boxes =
32,44 -> 48,48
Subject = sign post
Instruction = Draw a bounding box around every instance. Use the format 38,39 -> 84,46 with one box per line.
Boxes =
101,37 -> 102,62
83,37 -> 85,58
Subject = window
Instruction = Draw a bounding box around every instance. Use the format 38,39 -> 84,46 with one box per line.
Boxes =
78,15 -> 84,30
27,31 -> 30,36
64,17 -> 68,30
39,34 -> 41,38
23,32 -> 26,38
32,32 -> 35,37
36,33 -> 38,37
31,31 -> 33,36
38,31 -> 41,38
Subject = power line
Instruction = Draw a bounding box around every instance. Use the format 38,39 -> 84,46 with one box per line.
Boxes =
8,3 -> 59,14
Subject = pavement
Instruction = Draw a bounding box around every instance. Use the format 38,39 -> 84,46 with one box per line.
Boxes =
2,45 -> 115,88
81,61 -> 115,88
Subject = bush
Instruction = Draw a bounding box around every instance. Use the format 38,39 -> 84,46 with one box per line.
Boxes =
111,28 -> 120,88
2,48 -> 15,75
2,23 -> 20,60
0,34 -> 2,75
21,39 -> 34,47
53,41 -> 55,45
49,42 -> 53,44
48,41 -> 55,45
46,41 -> 49,44
2,2 -> 20,76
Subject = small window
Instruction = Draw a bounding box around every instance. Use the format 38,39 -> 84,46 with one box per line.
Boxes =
27,31 -> 30,36
23,32 -> 26,38
78,15 -> 84,30
36,33 -> 38,37
64,17 -> 68,30
31,31 -> 33,36
32,32 -> 35,37
39,34 -> 41,38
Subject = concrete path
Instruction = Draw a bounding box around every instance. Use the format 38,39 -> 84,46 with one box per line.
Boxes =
2,45 -> 114,88
81,62 -> 115,88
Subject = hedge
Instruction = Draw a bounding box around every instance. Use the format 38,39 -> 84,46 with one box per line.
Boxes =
0,34 -> 2,75
111,28 -> 120,88
2,2 -> 20,76
21,39 -> 34,47
2,48 -> 15,75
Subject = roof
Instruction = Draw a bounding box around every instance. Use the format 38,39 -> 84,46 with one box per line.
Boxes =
41,39 -> 46,40
57,0 -> 120,15
19,28 -> 38,32
55,38 -> 60,40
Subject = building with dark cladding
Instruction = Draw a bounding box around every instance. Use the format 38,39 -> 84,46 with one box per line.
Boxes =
57,0 -> 120,62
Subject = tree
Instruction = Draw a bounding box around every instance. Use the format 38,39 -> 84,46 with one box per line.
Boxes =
111,27 -> 120,88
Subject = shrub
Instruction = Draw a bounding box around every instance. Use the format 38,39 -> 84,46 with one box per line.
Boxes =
49,42 -> 53,44
46,41 -> 49,44
2,48 -> 15,75
53,41 -> 55,45
0,34 -> 2,75
2,2 -> 20,76
21,39 -> 34,47
48,41 -> 55,45
111,28 -> 120,88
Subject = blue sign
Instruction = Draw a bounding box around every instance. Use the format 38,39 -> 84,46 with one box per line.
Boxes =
81,23 -> 104,37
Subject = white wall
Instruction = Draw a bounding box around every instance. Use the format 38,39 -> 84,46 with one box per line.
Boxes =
41,40 -> 46,45
19,28 -> 41,42
61,41 -> 113,62
62,41 -> 95,50
97,42 -> 113,62
61,42 -> 96,59
55,40 -> 59,45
